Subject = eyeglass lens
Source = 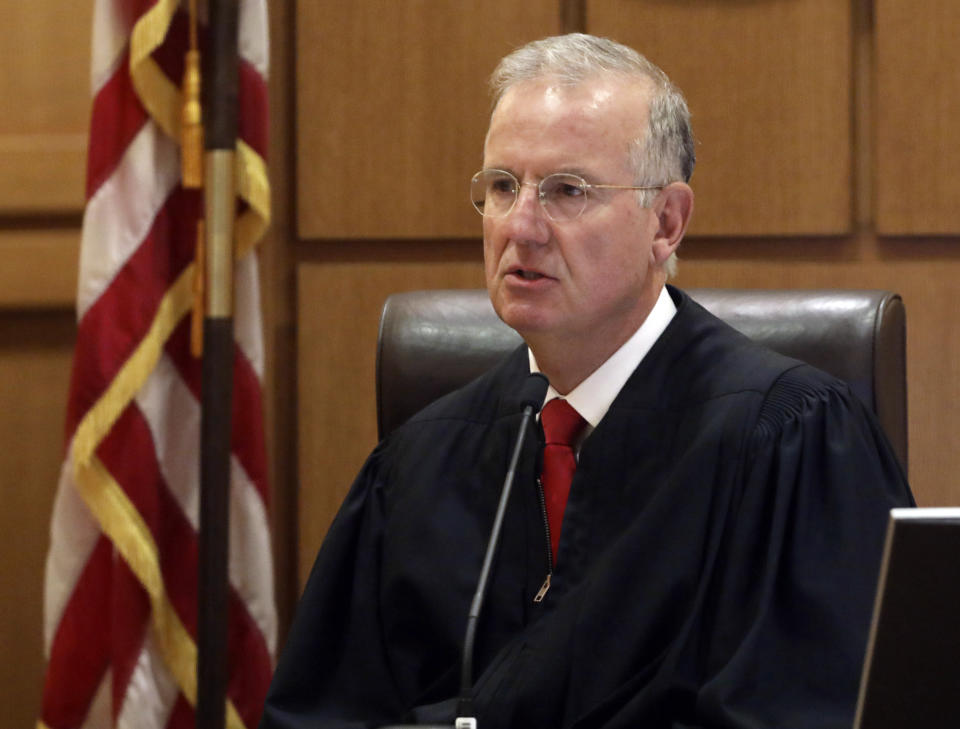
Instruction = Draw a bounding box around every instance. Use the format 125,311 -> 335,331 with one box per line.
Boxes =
470,170 -> 588,222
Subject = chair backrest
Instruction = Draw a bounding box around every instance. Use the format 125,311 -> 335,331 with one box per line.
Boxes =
376,288 -> 908,470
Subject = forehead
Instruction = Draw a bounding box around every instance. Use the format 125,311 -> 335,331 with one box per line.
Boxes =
483,75 -> 652,174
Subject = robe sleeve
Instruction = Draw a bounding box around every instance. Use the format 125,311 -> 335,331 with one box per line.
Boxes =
692,367 -> 914,729
259,443 -> 406,729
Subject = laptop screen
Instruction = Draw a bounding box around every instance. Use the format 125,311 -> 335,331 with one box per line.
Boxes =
853,508 -> 960,729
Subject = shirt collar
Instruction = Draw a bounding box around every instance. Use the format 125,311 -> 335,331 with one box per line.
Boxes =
528,285 -> 677,428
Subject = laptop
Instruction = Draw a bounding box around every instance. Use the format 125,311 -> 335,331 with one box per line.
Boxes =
853,508 -> 960,728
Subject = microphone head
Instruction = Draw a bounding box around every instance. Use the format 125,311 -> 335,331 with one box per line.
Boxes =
519,372 -> 549,412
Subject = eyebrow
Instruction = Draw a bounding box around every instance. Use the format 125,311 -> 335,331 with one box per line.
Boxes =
482,165 -> 601,182
557,166 -> 598,181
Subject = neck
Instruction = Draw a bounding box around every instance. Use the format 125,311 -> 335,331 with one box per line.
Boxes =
531,347 -> 602,396
528,286 -> 664,395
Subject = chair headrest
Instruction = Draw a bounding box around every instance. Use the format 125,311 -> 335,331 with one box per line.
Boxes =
376,288 -> 907,471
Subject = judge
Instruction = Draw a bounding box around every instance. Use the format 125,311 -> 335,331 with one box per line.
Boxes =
260,34 -> 913,729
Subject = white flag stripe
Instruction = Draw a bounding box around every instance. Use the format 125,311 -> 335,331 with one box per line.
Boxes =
229,454 -> 278,654
234,253 -> 266,380
43,453 -> 101,649
239,0 -> 270,77
135,356 -> 201,524
117,636 -> 178,729
78,121 -> 181,320
90,0 -> 130,93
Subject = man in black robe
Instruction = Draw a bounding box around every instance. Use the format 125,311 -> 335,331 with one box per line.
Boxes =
260,34 -> 913,729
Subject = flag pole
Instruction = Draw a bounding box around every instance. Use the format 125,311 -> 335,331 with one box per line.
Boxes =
197,0 -> 240,727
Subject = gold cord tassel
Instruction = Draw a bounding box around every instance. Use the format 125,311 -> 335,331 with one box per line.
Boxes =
181,0 -> 203,188
191,220 -> 206,358
184,0 -> 204,356
181,48 -> 204,189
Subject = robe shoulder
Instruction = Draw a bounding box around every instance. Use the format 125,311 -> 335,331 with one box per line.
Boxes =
400,344 -> 531,431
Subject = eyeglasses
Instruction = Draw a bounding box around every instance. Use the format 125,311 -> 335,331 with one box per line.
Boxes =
470,168 -> 665,222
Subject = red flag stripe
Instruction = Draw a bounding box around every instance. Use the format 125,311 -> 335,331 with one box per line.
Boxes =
238,60 -> 269,158
40,537 -> 114,728
110,558 -> 152,723
86,48 -> 148,198
164,695 -> 193,729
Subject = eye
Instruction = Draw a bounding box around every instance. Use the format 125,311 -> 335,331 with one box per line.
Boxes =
555,182 -> 584,198
488,174 -> 517,196
542,175 -> 586,201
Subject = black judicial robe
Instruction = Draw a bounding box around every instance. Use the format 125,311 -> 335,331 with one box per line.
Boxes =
261,287 -> 914,729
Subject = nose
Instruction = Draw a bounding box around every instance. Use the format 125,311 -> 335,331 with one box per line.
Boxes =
501,181 -> 550,244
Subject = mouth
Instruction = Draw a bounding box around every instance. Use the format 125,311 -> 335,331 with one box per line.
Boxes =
509,267 -> 548,281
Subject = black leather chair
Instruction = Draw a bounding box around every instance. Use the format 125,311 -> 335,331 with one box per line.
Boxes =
376,288 -> 908,471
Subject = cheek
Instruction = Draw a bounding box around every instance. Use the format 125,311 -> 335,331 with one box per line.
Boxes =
585,233 -> 650,289
483,250 -> 496,282
482,224 -> 501,278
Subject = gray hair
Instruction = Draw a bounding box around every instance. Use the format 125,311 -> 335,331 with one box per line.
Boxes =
490,34 -> 695,277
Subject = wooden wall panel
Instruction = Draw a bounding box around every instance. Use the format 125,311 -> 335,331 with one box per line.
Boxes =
0,311 -> 75,729
296,0 -> 560,239
296,243 -> 483,585
0,230 -> 79,308
875,0 -> 960,234
588,0 -> 853,236
262,0 -> 302,637
0,0 -> 91,213
0,0 -> 89,718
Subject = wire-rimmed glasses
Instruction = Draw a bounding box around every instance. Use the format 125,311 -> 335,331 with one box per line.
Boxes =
470,168 -> 665,222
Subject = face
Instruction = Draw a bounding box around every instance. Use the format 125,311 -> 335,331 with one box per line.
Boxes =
482,76 -> 670,357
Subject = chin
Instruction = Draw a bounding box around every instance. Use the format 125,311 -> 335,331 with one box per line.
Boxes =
494,301 -> 555,338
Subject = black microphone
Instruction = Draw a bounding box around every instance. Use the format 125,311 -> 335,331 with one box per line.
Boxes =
382,372 -> 549,729
454,372 -> 549,727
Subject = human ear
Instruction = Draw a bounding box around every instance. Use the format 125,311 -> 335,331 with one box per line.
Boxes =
651,182 -> 694,264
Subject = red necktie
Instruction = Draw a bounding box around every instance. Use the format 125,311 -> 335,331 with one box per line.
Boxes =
540,398 -> 587,565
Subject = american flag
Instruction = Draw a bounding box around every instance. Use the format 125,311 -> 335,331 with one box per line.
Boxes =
39,2 -> 276,728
